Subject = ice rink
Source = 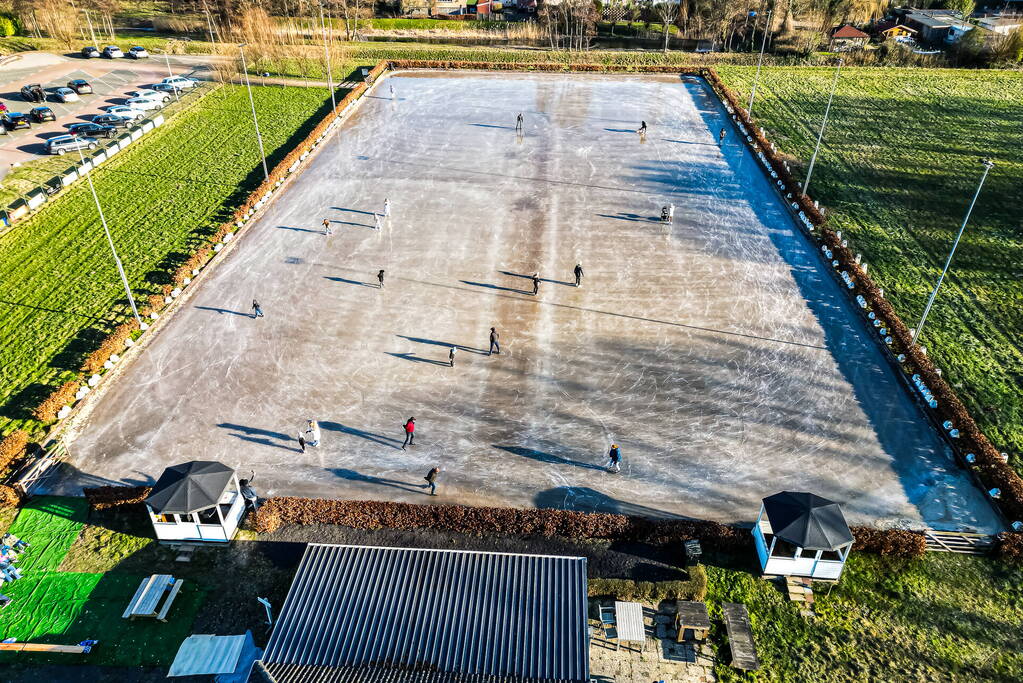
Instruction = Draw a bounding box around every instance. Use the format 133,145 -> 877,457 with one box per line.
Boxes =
58,72 -> 1000,532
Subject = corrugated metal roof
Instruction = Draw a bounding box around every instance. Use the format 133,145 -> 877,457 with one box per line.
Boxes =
260,544 -> 589,682
259,662 -> 581,683
168,633 -> 248,676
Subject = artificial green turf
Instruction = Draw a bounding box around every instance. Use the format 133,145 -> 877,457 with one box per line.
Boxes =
0,84 -> 331,436
707,553 -> 1023,681
5,496 -> 88,572
716,66 -> 1023,474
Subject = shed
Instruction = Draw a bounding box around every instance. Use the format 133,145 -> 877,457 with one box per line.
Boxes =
752,491 -> 853,580
169,631 -> 261,681
254,544 -> 590,682
145,461 -> 245,543
829,24 -> 870,50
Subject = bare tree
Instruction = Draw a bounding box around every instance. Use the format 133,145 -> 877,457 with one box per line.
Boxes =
653,0 -> 680,53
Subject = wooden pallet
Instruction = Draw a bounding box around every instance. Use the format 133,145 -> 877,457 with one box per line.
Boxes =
924,530 -> 994,555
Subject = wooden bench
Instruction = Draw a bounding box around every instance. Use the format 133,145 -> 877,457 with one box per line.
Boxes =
122,574 -> 184,622
722,602 -> 759,671
675,600 -> 711,642
0,640 -> 96,653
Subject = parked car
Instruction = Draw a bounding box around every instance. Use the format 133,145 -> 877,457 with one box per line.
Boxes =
67,79 -> 93,94
127,46 -> 149,59
104,105 -> 145,121
102,45 -> 123,58
161,76 -> 197,90
3,113 -> 31,130
20,83 -> 45,103
81,46 -> 100,58
68,122 -> 117,138
128,89 -> 170,103
91,113 -> 132,128
54,87 -> 80,103
45,134 -> 98,155
30,106 -> 56,123
150,83 -> 182,95
123,97 -> 162,112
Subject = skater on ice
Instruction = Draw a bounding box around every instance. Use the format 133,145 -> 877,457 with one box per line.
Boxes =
489,327 -> 500,355
297,432 -> 307,452
449,347 -> 456,367
531,272 -> 540,296
322,218 -> 332,235
574,263 -> 584,287
637,121 -> 647,135
718,127 -> 727,146
377,269 -> 385,288
606,444 -> 622,473
424,466 -> 440,496
402,417 -> 416,450
660,204 -> 675,225
516,112 -> 524,131
252,299 -> 264,318
306,420 -> 321,447
374,213 -> 383,230
383,198 -> 391,217
390,84 -> 395,99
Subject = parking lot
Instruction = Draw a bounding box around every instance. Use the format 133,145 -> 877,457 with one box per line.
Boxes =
0,52 -> 208,177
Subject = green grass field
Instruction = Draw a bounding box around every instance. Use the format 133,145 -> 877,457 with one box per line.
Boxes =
716,67 -> 1023,474
0,84 -> 331,436
708,554 -> 1023,681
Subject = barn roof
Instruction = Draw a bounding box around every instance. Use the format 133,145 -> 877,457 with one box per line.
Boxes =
831,24 -> 870,39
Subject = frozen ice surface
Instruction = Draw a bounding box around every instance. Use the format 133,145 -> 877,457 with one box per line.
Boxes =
57,72 -> 1000,533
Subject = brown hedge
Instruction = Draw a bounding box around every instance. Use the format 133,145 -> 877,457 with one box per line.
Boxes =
0,484 -> 21,509
994,531 -> 1023,562
83,485 -> 153,511
851,526 -> 927,558
33,381 -> 79,422
589,566 -> 708,602
81,321 -> 137,374
0,430 -> 30,472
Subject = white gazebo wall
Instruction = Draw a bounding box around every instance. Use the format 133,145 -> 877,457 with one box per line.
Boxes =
148,474 -> 245,543
752,504 -> 850,580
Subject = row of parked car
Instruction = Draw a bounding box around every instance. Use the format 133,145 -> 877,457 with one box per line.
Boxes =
81,45 -> 150,60
0,75 -> 198,155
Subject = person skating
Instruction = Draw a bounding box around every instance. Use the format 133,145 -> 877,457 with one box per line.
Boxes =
574,263 -> 584,287
718,127 -> 727,146
424,466 -> 440,496
252,299 -> 264,318
449,347 -> 456,367
306,420 -> 321,447
606,444 -> 622,473
389,84 -> 395,99
402,417 -> 416,450
531,272 -> 540,296
489,327 -> 500,355
377,269 -> 385,288
239,476 -> 259,512
297,432 -> 307,453
383,198 -> 391,217
638,121 -> 647,135
516,112 -> 524,131
322,218 -> 332,235
374,212 -> 383,230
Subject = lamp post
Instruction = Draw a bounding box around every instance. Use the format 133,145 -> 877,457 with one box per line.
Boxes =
319,2 -> 337,112
161,50 -> 180,102
72,135 -> 144,329
238,43 -> 269,182
747,9 -> 772,118
802,58 -> 842,197
912,159 -> 995,344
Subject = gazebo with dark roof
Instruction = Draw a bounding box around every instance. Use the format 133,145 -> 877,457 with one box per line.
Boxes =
752,491 -> 854,580
145,461 -> 246,543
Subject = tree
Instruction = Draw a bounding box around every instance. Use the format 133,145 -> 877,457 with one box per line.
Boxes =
604,0 -> 629,35
652,0 -> 680,53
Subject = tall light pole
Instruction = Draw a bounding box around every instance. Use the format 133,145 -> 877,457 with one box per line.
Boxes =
319,2 -> 337,111
238,43 -> 269,182
72,135 -> 144,329
747,9 -> 772,118
802,58 -> 842,197
161,50 -> 180,102
912,159 -> 995,344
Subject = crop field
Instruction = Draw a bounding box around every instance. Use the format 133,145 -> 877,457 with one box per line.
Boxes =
717,67 -> 1023,474
0,83 -> 331,436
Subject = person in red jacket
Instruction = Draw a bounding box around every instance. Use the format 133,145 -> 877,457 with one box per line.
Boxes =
402,417 -> 416,450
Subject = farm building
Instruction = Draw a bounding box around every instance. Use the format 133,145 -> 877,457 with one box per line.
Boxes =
752,491 -> 854,581
901,10 -> 976,44
829,24 -> 871,50
252,544 -> 590,682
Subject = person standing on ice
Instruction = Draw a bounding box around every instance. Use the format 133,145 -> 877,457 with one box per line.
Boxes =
531,272 -> 540,296
322,218 -> 332,235
449,347 -> 456,367
516,112 -> 524,131
637,121 -> 647,135
252,299 -> 264,318
489,327 -> 500,355
377,269 -> 385,288
402,417 -> 416,450
297,432 -> 307,453
719,127 -> 727,146
390,84 -> 395,99
306,420 -> 321,447
374,212 -> 383,230
606,444 -> 622,473
383,198 -> 391,217
574,263 -> 584,287
423,466 -> 440,496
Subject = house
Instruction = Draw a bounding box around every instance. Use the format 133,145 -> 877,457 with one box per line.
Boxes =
902,10 -> 975,44
874,19 -> 918,41
251,544 -> 590,683
829,24 -> 871,50
977,14 -> 1023,35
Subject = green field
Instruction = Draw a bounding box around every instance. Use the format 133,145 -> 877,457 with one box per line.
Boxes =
708,554 -> 1023,681
716,67 -> 1023,474
0,84 -> 331,436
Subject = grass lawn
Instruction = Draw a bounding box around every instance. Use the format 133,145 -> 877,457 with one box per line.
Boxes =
715,66 -> 1023,475
0,83 -> 331,436
708,553 -> 1023,681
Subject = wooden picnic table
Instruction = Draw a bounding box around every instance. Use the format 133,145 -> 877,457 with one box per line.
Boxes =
675,600 -> 711,642
614,601 -> 646,651
122,574 -> 184,622
722,602 -> 759,671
